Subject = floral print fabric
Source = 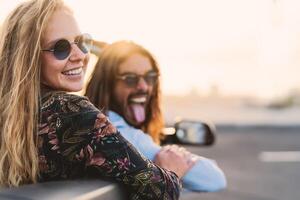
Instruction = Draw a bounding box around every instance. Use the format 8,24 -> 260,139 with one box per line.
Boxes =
38,91 -> 180,199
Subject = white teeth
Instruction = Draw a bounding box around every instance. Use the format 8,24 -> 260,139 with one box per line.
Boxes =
63,67 -> 82,75
131,97 -> 147,103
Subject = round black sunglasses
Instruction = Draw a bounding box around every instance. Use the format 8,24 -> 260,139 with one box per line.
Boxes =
116,71 -> 159,88
42,34 -> 92,60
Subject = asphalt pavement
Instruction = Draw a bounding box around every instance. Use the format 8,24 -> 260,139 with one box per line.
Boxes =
181,126 -> 300,200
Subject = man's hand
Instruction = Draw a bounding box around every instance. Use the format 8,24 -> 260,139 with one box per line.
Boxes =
154,145 -> 199,178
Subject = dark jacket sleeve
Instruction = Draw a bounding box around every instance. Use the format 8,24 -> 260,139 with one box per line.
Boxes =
39,93 -> 180,200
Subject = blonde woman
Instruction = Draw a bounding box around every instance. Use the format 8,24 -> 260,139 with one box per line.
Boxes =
0,0 -> 182,199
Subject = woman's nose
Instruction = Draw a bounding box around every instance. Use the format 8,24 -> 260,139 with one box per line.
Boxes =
69,44 -> 86,61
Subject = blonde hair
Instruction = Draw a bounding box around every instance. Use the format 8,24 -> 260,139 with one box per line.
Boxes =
85,41 -> 164,144
0,0 -> 64,187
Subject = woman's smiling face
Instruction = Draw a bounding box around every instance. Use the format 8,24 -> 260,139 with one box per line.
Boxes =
40,7 -> 89,92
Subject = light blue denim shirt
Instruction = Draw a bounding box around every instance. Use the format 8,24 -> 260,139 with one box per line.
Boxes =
109,111 -> 227,192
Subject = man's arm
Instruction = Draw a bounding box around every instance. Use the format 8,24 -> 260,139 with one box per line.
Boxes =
112,115 -> 226,192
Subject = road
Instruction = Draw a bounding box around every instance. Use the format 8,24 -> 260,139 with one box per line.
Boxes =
181,126 -> 300,200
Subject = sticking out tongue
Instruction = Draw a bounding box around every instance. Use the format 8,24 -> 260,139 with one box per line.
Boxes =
130,104 -> 146,123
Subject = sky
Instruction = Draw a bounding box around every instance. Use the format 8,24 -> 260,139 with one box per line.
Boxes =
1,0 -> 300,100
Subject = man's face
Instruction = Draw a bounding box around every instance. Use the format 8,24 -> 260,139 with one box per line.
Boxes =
112,53 -> 157,128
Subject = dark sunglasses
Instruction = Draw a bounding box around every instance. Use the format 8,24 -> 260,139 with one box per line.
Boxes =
116,71 -> 159,88
42,34 -> 92,60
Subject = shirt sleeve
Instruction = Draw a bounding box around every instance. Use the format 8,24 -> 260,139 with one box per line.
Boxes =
182,157 -> 227,192
39,93 -> 181,199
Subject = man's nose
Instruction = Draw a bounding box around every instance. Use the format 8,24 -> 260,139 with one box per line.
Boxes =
136,77 -> 149,91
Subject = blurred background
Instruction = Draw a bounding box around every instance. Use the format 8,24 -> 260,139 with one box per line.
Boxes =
1,0 -> 300,125
1,0 -> 300,199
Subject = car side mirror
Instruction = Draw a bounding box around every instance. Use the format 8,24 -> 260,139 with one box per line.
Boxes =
175,120 -> 215,145
162,120 -> 215,146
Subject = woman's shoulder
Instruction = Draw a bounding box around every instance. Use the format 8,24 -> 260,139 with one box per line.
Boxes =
41,91 -> 97,114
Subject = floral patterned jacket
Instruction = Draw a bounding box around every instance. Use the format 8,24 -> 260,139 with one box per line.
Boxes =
38,90 -> 180,200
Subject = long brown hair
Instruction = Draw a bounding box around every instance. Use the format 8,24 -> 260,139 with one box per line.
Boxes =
0,0 -> 64,187
85,41 -> 164,144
